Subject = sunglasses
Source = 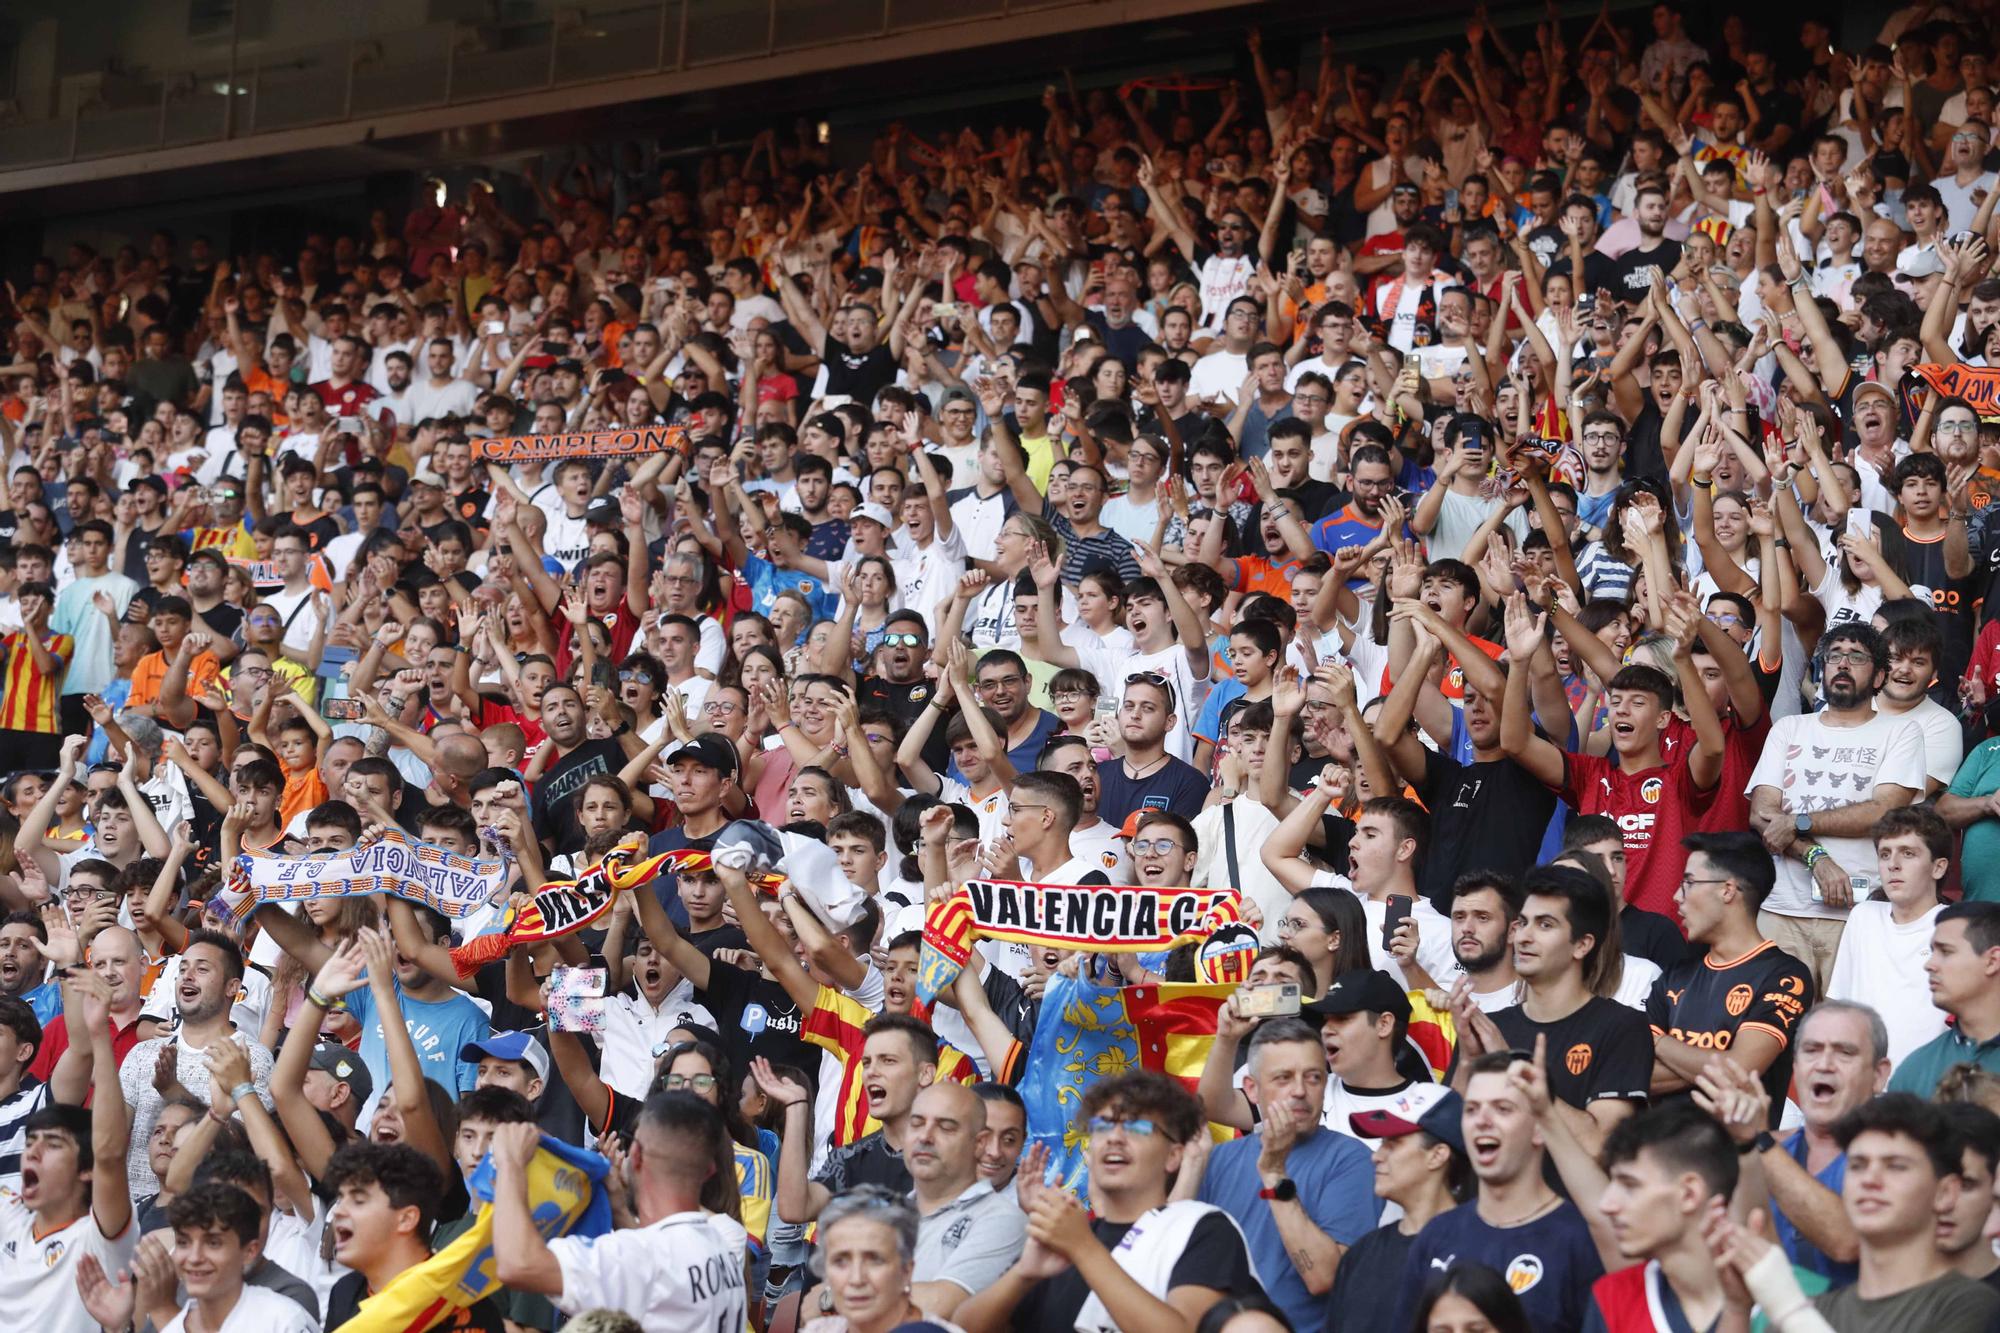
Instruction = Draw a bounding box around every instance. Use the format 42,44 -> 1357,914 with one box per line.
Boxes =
879,632 -> 924,648
1087,1116 -> 1159,1137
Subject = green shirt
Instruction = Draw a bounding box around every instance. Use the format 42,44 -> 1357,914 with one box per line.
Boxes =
1886,1021 -> 2000,1097
1947,738 -> 2000,902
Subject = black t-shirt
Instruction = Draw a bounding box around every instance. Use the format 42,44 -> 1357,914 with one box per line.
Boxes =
1525,223 -> 1567,270
1413,750 -> 1558,913
293,513 -> 342,551
325,1269 -> 506,1333
695,957 -> 820,1098
1083,312 -> 1153,372
1280,479 -> 1349,526
860,673 -> 950,773
1326,1221 -> 1415,1333
1489,996 -> 1651,1111
812,1129 -> 911,1197
1646,940 -> 1813,1125
1546,249 -> 1620,297
1008,1212 -> 1261,1333
193,598 -> 245,641
1623,399 -> 1678,488
1899,527 -> 1976,689
1609,241 -> 1684,305
819,335 -> 898,402
533,737 -> 626,851
1620,904 -> 1698,971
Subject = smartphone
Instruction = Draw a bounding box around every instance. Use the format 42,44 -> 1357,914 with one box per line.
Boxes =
933,302 -> 961,321
322,698 -> 367,721
1236,983 -> 1302,1018
481,320 -> 504,336
1382,896 -> 1415,951
1443,188 -> 1460,214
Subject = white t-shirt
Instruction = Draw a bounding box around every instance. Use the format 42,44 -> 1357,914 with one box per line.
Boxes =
158,1282 -> 320,1333
0,1195 -> 138,1333
1196,254 -> 1257,328
1932,171 -> 1998,234
1073,640 -> 1205,762
549,1210 -> 750,1333
1188,348 -> 1249,403
1069,817 -> 1132,884
1100,493 -> 1167,546
1825,898 -> 1948,1069
1746,710 -> 1927,919
259,585 -> 326,659
540,505 -> 592,572
406,376 -> 482,422
1192,796 -> 1288,942
1882,698 -> 1965,792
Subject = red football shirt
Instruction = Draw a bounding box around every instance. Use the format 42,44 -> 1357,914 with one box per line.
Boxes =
1664,711 -> 1768,836
1556,749 -> 1717,918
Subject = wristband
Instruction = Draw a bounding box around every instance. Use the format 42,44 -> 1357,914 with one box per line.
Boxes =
1691,474 -> 1713,488
229,1081 -> 256,1105
1803,845 -> 1828,869
305,985 -> 334,1010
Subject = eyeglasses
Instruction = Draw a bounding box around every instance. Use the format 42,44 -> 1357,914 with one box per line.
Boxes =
1129,838 -> 1186,857
1582,431 -> 1622,444
1938,421 -> 1979,436
663,573 -> 698,584
1051,688 -> 1094,702
1705,612 -> 1743,627
1087,1116 -> 1159,1137
664,1073 -> 717,1092
978,674 -> 1026,690
1008,803 -> 1052,818
1824,649 -> 1876,668
1679,876 -> 1732,891
880,632 -> 924,647
703,699 -> 741,714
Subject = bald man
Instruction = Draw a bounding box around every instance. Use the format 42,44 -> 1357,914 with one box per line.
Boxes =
907,1081 -> 1027,1318
428,730 -> 489,808
30,925 -> 155,1079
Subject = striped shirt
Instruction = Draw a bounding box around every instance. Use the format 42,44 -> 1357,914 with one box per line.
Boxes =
0,632 -> 72,732
802,986 -> 977,1146
0,1078 -> 51,1194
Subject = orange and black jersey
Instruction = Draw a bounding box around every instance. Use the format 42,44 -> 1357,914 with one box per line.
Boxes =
1647,940 -> 1814,1125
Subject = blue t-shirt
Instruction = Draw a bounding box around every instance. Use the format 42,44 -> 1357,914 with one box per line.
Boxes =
22,980 -> 59,1027
1198,1129 -> 1379,1333
344,978 -> 490,1099
945,708 -> 1062,786
1768,1132 -> 1857,1286
1192,678 -> 1248,746
741,551 -> 833,622
1399,1198 -> 1604,1333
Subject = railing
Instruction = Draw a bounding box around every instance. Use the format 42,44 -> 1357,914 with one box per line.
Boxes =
0,0 -> 1116,172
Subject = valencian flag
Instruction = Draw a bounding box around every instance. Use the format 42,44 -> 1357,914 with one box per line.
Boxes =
338,1132 -> 610,1333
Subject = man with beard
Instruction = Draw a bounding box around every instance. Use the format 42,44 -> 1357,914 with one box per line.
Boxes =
902,1082 -> 1027,1320
1572,411 -> 1630,536
1039,734 -> 1130,883
1042,463 -> 1140,588
791,454 -> 848,561
119,931 -> 273,1197
1748,624 -> 1924,993
1310,443 -> 1405,562
1609,184 -> 1682,301
957,649 -> 1061,779
1446,873 -> 1526,1013
529,682 -> 645,851
407,336 -> 480,421
0,971 -> 133,1333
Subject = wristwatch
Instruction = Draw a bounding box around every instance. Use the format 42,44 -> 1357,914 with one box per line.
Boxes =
1258,1178 -> 1298,1202
1794,812 -> 1814,836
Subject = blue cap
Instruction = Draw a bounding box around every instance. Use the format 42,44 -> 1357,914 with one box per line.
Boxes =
461,1030 -> 550,1082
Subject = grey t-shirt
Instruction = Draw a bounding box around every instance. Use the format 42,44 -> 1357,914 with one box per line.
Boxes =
911,1180 -> 1028,1293
1813,1270 -> 2000,1333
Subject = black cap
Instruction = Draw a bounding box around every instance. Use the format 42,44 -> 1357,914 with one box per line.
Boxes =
583,496 -> 621,525
1305,969 -> 1413,1022
663,733 -> 739,778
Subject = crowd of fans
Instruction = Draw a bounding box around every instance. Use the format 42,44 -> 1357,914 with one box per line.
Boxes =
15,2 -> 2000,1330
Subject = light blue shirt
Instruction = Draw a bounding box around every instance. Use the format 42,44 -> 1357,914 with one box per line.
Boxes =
344,977 -> 490,1099
50,571 -> 138,696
